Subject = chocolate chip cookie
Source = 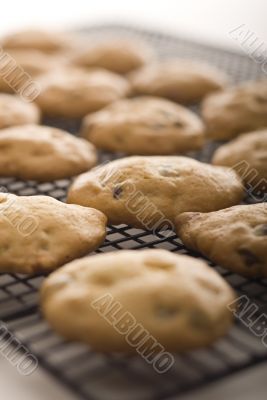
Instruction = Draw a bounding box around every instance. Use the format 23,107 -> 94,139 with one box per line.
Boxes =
71,38 -> 154,74
36,68 -> 130,118
212,129 -> 267,195
0,193 -> 106,274
67,156 -> 244,229
41,249 -> 235,352
81,96 -> 204,154
202,80 -> 267,140
176,203 -> 267,278
0,50 -> 63,93
0,124 -> 97,181
2,29 -> 74,54
129,59 -> 228,104
0,94 -> 40,129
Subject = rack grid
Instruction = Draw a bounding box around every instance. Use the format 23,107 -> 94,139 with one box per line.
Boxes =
0,24 -> 266,400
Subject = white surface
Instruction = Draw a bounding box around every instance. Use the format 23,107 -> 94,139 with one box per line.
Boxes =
0,356 -> 75,400
0,1 -> 266,399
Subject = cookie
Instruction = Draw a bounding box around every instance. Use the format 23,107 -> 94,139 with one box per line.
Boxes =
128,59 -> 228,104
0,94 -> 40,129
1,29 -> 73,54
81,96 -> 205,154
71,38 -> 154,74
35,68 -> 130,118
202,80 -> 267,140
212,130 -> 267,193
0,193 -> 106,274
176,204 -> 267,278
0,50 -> 63,93
41,249 -> 235,352
0,124 -> 97,181
67,156 -> 244,229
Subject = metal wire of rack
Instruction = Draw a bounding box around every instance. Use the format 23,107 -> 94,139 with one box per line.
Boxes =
0,24 -> 266,400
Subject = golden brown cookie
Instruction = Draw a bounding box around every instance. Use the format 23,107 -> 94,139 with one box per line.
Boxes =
0,193 -> 106,274
0,94 -> 40,129
71,38 -> 154,74
1,29 -> 74,54
128,59 -> 228,104
41,249 -> 235,352
67,156 -> 244,229
176,204 -> 267,278
35,68 -> 130,118
81,96 -> 205,154
0,50 -> 63,93
0,124 -> 97,181
202,80 -> 267,140
212,130 -> 267,194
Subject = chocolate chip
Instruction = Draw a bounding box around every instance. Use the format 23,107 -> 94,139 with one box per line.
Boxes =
173,121 -> 184,128
254,224 -> 267,236
254,94 -> 267,103
0,244 -> 9,251
190,310 -> 211,330
238,248 -> 260,267
40,241 -> 49,251
112,186 -> 123,199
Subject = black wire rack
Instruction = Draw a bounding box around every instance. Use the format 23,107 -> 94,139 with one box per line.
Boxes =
0,25 -> 267,400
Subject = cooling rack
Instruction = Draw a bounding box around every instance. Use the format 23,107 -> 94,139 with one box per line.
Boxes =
0,24 -> 266,400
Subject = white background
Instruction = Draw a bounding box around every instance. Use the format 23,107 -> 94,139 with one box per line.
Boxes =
0,0 -> 266,50
0,1 -> 266,399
